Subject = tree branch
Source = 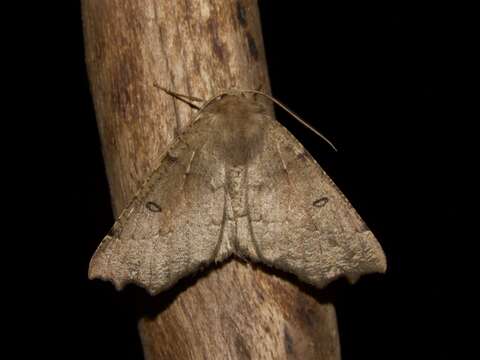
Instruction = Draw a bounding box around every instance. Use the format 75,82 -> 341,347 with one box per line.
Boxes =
82,1 -> 341,358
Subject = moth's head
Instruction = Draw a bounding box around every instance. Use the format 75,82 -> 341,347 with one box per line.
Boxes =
197,91 -> 269,166
202,91 -> 267,118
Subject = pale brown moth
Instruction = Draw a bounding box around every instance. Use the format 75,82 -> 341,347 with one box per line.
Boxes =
89,88 -> 387,295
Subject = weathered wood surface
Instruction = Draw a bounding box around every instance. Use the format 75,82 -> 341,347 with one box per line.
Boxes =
82,0 -> 341,358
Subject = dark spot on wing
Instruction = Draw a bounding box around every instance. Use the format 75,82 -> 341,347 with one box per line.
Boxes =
236,1 -> 248,27
246,32 -> 258,60
146,201 -> 162,212
313,197 -> 329,208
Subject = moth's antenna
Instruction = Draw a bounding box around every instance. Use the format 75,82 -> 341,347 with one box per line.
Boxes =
153,84 -> 236,120
152,86 -> 336,150
241,90 -> 338,152
153,83 -> 204,110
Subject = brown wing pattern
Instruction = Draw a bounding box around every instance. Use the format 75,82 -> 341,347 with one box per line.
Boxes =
89,115 -> 228,295
243,120 -> 386,288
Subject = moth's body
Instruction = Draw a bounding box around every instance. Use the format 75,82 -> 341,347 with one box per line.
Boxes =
89,93 -> 386,295
203,96 -> 268,257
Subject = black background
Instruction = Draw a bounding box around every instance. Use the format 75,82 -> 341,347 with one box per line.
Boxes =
23,1 -> 468,359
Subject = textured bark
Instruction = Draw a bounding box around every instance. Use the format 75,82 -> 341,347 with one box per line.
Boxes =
82,1 -> 341,359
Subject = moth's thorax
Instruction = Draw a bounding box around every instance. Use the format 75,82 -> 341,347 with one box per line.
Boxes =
206,95 -> 268,166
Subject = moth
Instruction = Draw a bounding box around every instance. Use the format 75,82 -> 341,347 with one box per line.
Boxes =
89,88 -> 386,295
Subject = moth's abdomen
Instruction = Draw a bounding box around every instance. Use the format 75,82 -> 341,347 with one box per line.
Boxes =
224,165 -> 260,258
226,165 -> 248,217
